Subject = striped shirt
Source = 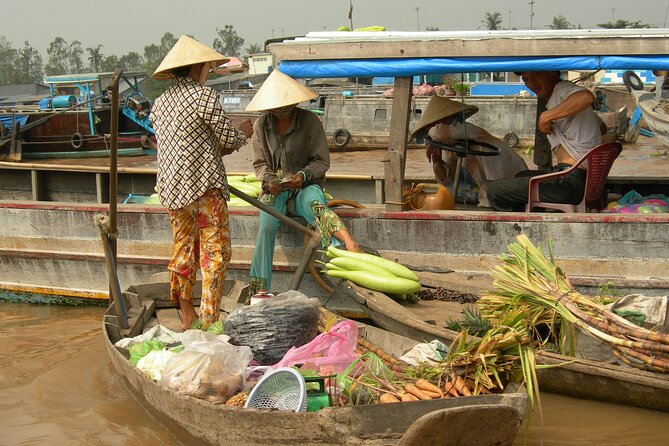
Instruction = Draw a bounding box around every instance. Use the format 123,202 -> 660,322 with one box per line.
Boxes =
150,76 -> 247,209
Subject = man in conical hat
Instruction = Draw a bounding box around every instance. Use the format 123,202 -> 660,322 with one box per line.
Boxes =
150,34 -> 254,330
244,69 -> 362,296
411,95 -> 527,207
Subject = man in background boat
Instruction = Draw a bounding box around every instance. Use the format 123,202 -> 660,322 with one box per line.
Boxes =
245,70 -> 362,296
411,96 -> 527,207
486,71 -> 606,212
150,35 -> 254,330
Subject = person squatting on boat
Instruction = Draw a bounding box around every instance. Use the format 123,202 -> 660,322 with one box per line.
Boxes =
411,96 -> 527,207
150,35 -> 254,330
245,70 -> 362,295
486,71 -> 607,212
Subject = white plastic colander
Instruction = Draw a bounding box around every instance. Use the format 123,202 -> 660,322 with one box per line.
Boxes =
244,367 -> 308,412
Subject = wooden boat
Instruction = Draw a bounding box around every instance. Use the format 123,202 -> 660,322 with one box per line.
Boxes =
103,277 -> 527,446
0,72 -> 150,161
328,275 -> 669,413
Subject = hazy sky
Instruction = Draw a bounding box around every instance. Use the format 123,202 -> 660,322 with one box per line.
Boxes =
1,0 -> 667,57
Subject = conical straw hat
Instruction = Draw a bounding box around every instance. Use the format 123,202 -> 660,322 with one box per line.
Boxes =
152,35 -> 229,80
411,96 -> 478,137
245,70 -> 318,112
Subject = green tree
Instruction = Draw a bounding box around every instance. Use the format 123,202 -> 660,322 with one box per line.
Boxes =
100,55 -> 119,72
597,19 -> 650,29
548,15 -> 573,29
143,32 -> 177,72
213,25 -> 244,57
16,41 -> 43,83
119,52 -> 143,72
142,33 -> 178,100
0,36 -> 19,85
69,40 -> 84,73
482,11 -> 503,30
87,44 -> 104,72
245,43 -> 262,56
45,37 -> 69,75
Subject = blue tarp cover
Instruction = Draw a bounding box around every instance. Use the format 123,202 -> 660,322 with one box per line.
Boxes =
0,114 -> 29,130
279,56 -> 669,78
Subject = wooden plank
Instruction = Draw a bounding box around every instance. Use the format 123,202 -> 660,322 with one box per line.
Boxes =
156,308 -> 183,333
270,36 -> 669,61
383,151 -> 404,212
384,76 -> 412,212
30,170 -> 43,201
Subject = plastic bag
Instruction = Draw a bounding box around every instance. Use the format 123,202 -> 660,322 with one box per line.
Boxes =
273,320 -> 360,374
136,349 -> 176,381
399,340 -> 449,366
129,340 -> 165,366
114,324 -> 182,349
224,290 -> 320,365
161,329 -> 253,403
611,294 -> 669,332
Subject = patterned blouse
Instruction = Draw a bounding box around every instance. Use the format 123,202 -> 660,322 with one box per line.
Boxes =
150,76 -> 247,209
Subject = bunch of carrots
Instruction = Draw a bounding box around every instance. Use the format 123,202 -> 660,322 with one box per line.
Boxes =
318,246 -> 422,301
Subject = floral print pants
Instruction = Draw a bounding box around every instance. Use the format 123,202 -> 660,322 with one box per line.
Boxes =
167,188 -> 231,329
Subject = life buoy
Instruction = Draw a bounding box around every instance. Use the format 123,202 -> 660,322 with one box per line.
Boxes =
503,132 -> 519,149
332,128 -> 351,147
70,132 -> 83,149
622,71 -> 644,92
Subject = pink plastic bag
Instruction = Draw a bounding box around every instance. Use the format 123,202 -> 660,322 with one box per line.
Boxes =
272,320 -> 359,374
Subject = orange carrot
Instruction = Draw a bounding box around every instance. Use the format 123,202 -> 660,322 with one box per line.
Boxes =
452,375 -> 471,396
421,389 -> 443,399
379,393 -> 401,404
443,380 -> 460,397
401,392 -> 419,402
415,379 -> 443,397
404,384 -> 432,400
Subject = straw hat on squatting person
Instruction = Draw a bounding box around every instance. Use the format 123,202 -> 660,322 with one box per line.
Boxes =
243,69 -> 362,296
149,35 -> 254,331
245,69 -> 319,112
411,95 -> 527,208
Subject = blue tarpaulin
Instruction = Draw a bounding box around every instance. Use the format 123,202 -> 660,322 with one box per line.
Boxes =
0,114 -> 29,130
279,56 -> 669,79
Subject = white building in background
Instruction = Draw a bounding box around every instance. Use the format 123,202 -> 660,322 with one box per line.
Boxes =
248,53 -> 274,76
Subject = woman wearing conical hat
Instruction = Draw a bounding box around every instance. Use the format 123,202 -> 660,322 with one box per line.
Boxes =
150,35 -> 254,330
245,70 -> 362,295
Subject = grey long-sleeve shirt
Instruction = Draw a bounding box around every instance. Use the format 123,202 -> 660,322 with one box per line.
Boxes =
251,108 -> 329,190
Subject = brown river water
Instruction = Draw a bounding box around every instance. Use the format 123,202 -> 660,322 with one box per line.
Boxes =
2,302 -> 668,446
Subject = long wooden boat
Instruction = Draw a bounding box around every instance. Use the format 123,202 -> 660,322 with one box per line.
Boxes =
0,72 -> 150,160
329,276 -> 669,413
103,278 -> 527,446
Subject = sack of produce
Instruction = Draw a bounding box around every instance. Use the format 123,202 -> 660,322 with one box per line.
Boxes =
161,330 -> 253,403
224,290 -> 320,365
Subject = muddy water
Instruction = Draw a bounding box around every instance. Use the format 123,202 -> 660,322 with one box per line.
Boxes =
1,302 -> 668,446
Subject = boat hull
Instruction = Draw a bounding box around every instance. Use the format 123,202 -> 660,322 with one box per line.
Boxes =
1,201 -> 668,305
1,108 -> 147,157
103,280 -> 526,446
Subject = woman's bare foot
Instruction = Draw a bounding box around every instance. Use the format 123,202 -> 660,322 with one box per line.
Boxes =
178,298 -> 198,331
